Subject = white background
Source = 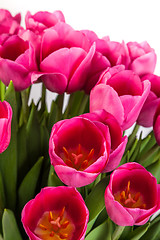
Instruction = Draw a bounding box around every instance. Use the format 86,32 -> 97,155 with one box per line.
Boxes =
1,0 -> 160,136
1,0 -> 160,74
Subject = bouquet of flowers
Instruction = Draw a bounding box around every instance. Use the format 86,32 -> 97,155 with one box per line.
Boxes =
0,8 -> 160,240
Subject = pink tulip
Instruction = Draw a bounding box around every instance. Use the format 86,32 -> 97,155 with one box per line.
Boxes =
105,162 -> 160,226
80,110 -> 127,172
49,116 -> 110,187
32,22 -> 96,94
0,101 -> 12,153
22,186 -> 89,240
127,41 -> 157,76
137,74 -> 160,127
0,9 -> 21,35
0,34 -> 38,91
25,10 -> 65,34
90,65 -> 150,130
153,102 -> 160,145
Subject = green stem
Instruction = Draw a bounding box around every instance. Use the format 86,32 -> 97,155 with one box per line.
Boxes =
21,90 -> 29,123
77,94 -> 89,115
56,93 -> 64,121
125,124 -> 139,152
63,93 -> 75,119
41,83 -> 46,113
112,225 -> 125,240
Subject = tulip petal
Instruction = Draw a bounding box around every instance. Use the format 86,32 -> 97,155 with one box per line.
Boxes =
90,84 -> 124,126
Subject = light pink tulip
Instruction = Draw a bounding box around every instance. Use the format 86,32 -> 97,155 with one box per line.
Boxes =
22,186 -> 89,240
90,65 -> 150,130
32,22 -> 96,94
25,10 -> 65,34
127,41 -> 157,76
49,116 -> 110,187
0,34 -> 38,91
105,162 -> 160,226
0,101 -> 12,153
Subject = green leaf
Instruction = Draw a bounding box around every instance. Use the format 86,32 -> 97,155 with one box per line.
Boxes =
0,81 -> 6,102
0,173 -> 5,216
126,223 -> 150,240
85,176 -> 109,222
139,144 -> 160,167
47,100 -> 59,133
147,159 -> 160,183
2,209 -> 22,240
26,102 -> 41,166
112,225 -> 125,240
0,81 -> 17,209
140,219 -> 160,240
47,165 -> 64,187
85,219 -> 112,240
18,156 -> 43,210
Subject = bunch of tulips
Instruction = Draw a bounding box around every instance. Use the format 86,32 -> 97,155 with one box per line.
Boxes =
1,8 -> 160,240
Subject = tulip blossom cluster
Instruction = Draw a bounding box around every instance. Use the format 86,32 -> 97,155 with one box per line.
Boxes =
1,8 -> 160,240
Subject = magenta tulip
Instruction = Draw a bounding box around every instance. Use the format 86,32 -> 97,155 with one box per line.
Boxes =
80,110 -> 127,172
25,10 -> 65,34
105,162 -> 160,226
127,41 -> 157,76
0,9 -> 21,35
0,34 -> 38,91
49,115 -> 110,187
153,102 -> 160,145
137,73 -> 160,127
22,186 -> 89,240
0,101 -> 12,153
90,65 -> 150,130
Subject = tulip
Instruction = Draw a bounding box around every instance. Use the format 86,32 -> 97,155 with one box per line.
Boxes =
80,110 -> 127,172
90,65 -> 150,130
22,186 -> 89,240
0,34 -> 37,91
127,41 -> 157,76
25,10 -> 65,34
49,116 -> 110,187
0,9 -> 21,35
0,101 -> 12,153
137,73 -> 160,127
31,22 -> 96,94
105,162 -> 160,226
153,102 -> 160,145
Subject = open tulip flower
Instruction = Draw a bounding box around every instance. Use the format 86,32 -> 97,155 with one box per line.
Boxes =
0,33 -> 38,91
31,22 -> 96,94
49,115 -> 110,187
80,110 -> 128,172
90,65 -> 151,130
105,162 -> 160,226
0,100 -> 12,153
22,186 -> 89,240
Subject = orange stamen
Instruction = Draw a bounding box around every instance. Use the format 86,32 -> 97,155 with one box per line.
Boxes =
59,233 -> 69,239
63,147 -> 69,158
87,148 -> 94,160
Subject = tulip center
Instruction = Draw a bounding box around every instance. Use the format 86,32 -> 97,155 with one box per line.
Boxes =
61,144 -> 95,171
114,181 -> 146,209
34,206 -> 75,240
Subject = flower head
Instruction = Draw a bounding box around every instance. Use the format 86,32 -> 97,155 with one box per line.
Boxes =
49,116 -> 110,187
0,101 -> 12,153
90,65 -> 150,130
105,162 -> 160,226
22,186 -> 89,240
